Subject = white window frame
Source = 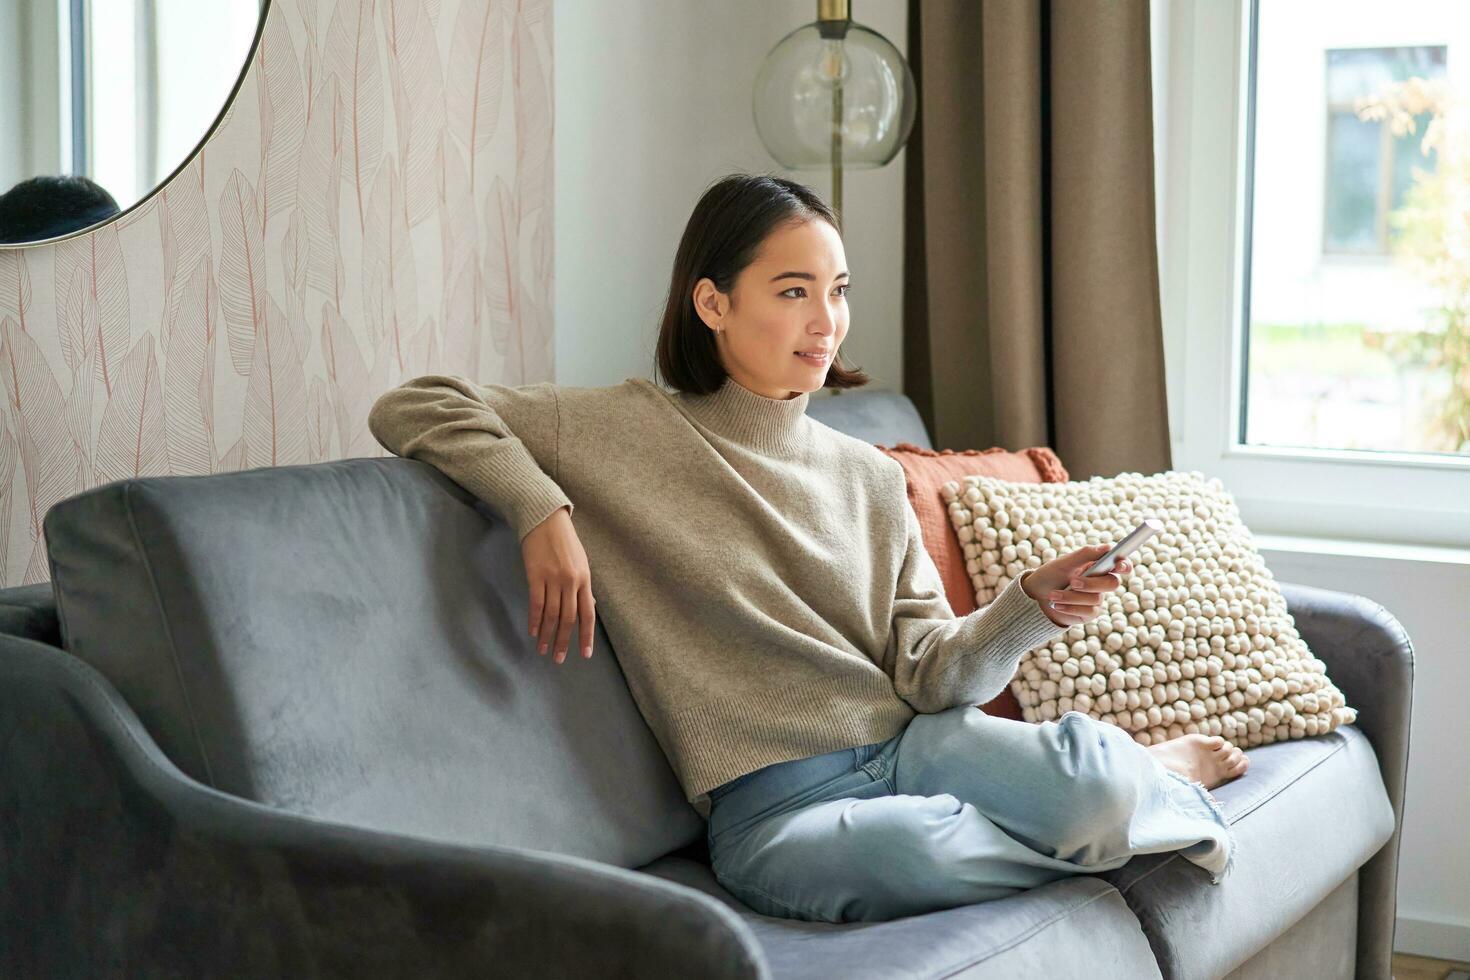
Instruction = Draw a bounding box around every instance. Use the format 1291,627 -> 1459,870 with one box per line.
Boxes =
1154,0 -> 1470,551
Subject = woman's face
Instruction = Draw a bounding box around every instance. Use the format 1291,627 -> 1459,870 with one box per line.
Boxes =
692,218 -> 850,400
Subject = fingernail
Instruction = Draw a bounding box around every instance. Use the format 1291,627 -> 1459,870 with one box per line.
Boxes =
583,646 -> 592,658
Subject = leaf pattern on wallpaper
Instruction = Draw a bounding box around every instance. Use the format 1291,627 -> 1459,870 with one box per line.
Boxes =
298,74 -> 346,307
159,158 -> 213,338
511,0 -> 550,227
60,271 -> 95,378
325,0 -> 384,235
258,8 -> 306,229
0,0 -> 554,585
0,318 -> 83,541
435,134 -> 479,378
281,210 -> 314,361
442,255 -> 483,383
320,301 -> 374,458
0,417 -> 15,576
306,376 -> 333,461
516,0 -> 548,31
243,297 -> 308,469
382,0 -> 445,229
218,168 -> 267,375
363,157 -> 418,376
448,0 -> 504,194
163,256 -> 219,475
94,333 -> 170,485
0,251 -> 31,333
53,226 -> 129,396
218,435 -> 249,474
483,175 -> 517,362
514,272 -> 553,382
407,315 -> 439,378
295,0 -> 324,60
63,331 -> 98,489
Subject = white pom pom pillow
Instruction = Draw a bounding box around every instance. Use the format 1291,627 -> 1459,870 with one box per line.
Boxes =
939,469 -> 1358,749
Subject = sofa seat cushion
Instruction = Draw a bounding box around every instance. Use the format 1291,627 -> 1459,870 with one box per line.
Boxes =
1095,723 -> 1395,980
636,859 -> 1162,980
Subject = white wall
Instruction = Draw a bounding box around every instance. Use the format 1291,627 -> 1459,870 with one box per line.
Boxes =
553,0 -> 908,394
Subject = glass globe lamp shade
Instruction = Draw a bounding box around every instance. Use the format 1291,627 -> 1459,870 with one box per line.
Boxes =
753,21 -> 916,170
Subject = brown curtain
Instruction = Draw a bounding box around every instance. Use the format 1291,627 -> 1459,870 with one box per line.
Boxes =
902,0 -> 1171,481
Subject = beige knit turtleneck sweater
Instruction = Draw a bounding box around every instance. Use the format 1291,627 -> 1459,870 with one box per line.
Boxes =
368,374 -> 1065,818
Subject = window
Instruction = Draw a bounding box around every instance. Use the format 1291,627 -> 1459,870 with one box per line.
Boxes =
1154,0 -> 1470,550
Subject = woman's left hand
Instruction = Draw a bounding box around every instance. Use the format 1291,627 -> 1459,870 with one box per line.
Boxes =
1020,544 -> 1133,627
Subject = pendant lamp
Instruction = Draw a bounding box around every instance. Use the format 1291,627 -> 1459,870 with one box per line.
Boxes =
752,0 -> 917,233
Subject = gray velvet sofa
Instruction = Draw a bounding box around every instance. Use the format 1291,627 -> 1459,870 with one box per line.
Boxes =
0,385 -> 1413,979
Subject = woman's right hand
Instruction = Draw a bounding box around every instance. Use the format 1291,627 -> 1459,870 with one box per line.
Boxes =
521,505 -> 597,664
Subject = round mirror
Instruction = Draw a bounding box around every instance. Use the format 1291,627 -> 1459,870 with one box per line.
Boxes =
0,0 -> 267,247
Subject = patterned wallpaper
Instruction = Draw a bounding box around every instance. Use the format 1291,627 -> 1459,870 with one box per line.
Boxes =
0,0 -> 553,587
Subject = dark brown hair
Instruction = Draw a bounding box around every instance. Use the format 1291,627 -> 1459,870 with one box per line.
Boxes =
653,172 -> 871,394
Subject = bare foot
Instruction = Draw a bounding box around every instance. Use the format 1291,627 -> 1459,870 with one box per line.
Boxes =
1146,734 -> 1249,791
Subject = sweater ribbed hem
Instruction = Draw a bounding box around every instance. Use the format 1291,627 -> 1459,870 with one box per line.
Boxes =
460,440 -> 573,541
664,669 -> 917,815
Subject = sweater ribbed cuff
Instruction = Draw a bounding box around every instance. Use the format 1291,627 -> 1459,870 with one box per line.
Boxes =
999,570 -> 1070,655
985,572 -> 1069,656
460,440 -> 573,542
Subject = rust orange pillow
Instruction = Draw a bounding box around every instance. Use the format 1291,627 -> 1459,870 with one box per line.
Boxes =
874,442 -> 1069,720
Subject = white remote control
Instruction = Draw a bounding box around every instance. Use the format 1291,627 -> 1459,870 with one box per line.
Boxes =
1082,518 -> 1163,577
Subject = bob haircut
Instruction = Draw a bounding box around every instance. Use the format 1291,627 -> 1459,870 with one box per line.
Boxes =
654,172 -> 871,395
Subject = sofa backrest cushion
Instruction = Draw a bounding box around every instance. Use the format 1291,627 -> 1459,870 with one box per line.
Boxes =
806,386 -> 934,449
43,458 -> 702,869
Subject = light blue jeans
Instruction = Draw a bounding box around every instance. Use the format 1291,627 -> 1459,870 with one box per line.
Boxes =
705,705 -> 1238,923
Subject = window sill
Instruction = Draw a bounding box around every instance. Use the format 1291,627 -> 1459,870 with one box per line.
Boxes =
1252,532 -> 1470,568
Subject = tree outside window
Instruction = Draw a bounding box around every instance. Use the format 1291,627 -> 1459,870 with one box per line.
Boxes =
1323,46 -> 1445,256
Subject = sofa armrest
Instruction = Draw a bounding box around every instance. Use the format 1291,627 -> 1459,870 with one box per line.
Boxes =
1277,579 -> 1414,980
0,581 -> 60,646
0,635 -> 768,980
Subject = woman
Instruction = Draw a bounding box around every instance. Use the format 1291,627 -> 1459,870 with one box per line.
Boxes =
367,172 -> 1247,924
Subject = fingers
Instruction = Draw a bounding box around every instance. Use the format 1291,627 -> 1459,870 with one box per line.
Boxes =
1047,595 -> 1102,616
1066,559 -> 1132,593
538,587 -> 562,659
551,584 -> 578,664
529,580 -> 544,643
530,578 -> 596,665
578,582 -> 596,659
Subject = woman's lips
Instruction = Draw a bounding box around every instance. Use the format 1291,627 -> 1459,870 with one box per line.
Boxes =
795,351 -> 830,364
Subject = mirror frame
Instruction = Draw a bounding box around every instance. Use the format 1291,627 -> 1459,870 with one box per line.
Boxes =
1,0 -> 272,250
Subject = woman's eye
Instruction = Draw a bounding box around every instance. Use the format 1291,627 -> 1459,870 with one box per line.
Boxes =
781,284 -> 852,298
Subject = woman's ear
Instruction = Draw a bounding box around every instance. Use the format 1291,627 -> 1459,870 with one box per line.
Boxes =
691,277 -> 727,332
